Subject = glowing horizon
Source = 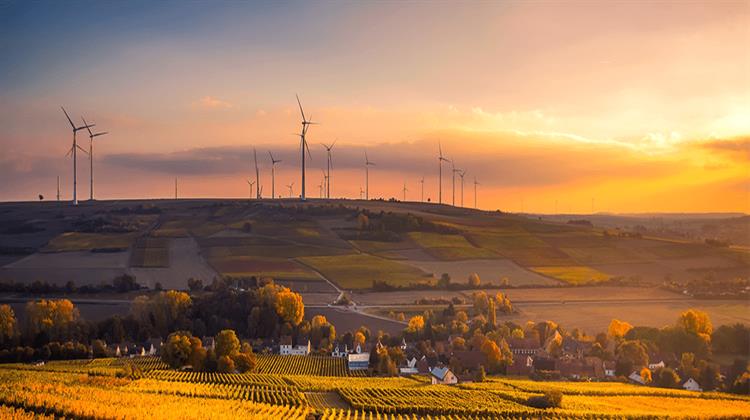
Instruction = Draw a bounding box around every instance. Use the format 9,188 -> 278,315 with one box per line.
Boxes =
1,1 -> 748,213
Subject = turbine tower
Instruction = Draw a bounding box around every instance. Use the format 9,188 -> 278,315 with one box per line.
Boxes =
451,162 -> 461,207
473,177 -> 480,209
174,177 -> 178,200
458,170 -> 466,207
438,143 -> 450,204
321,140 -> 336,198
419,177 -> 424,202
246,179 -> 256,199
268,151 -> 281,199
359,186 -> 364,200
61,107 -> 94,206
81,117 -> 108,201
295,95 -> 316,201
364,150 -> 375,200
253,148 -> 261,199
56,176 -> 60,202
402,182 -> 408,202
320,169 -> 328,198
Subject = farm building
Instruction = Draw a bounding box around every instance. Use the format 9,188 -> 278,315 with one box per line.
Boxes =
508,337 -> 542,356
331,343 -> 349,358
279,336 -> 311,356
507,355 -> 534,376
347,343 -> 370,370
604,361 -> 616,377
400,357 -> 419,375
430,367 -> 458,385
683,378 -> 703,392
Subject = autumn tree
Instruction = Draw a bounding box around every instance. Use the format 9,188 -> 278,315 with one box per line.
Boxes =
496,292 -> 513,314
468,273 -> 481,287
310,315 -> 336,349
25,299 -> 79,341
131,291 -> 191,337
0,304 -> 16,346
640,367 -> 653,384
215,329 -> 240,358
480,337 -> 512,374
406,315 -> 425,334
511,328 -> 524,339
607,319 -> 633,339
654,367 -> 681,388
275,288 -> 304,326
472,291 -> 489,315
217,355 -> 235,373
677,309 -> 713,342
487,298 -> 496,328
616,340 -> 649,376
161,331 -> 195,369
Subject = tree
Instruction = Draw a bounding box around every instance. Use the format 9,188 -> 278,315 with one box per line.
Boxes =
468,273 -> 481,287
131,291 -> 191,338
0,305 -> 16,346
217,355 -> 235,373
354,331 -> 366,349
215,329 -> 240,358
608,319 -> 633,339
678,309 -> 713,342
496,292 -> 513,314
233,349 -> 257,373
475,365 -> 487,382
438,273 -> 451,288
161,331 -> 194,369
187,278 -> 204,292
616,340 -> 648,375
680,352 -> 699,380
472,291 -> 489,315
91,339 -> 108,358
480,338 -> 511,374
25,299 -> 79,342
654,367 -> 681,388
275,289 -> 304,326
640,367 -> 652,384
406,315 -> 425,334
699,362 -> 721,391
527,390 -> 563,408
487,298 -> 496,328
511,328 -> 524,339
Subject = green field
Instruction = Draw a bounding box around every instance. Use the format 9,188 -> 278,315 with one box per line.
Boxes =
209,256 -> 319,280
298,254 -> 432,289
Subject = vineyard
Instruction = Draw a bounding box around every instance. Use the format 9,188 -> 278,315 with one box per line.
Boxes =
1,359 -> 749,419
255,354 -> 364,376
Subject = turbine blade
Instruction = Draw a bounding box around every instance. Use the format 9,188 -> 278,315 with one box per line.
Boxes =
81,116 -> 94,136
305,139 -> 313,160
61,107 -> 75,129
296,94 -> 306,121
76,144 -> 89,154
93,132 -> 108,137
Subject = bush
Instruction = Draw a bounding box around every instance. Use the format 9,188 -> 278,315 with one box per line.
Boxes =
527,390 -> 563,409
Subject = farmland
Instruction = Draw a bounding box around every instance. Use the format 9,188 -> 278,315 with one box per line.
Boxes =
1,359 -> 748,419
298,254 -> 432,289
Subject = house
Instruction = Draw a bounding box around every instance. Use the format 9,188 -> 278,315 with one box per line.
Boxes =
416,356 -> 431,374
400,338 -> 408,352
629,371 -> 646,385
508,338 -> 541,356
603,361 -> 616,377
507,354 -> 534,376
332,343 -> 349,358
146,338 -> 162,356
430,366 -> 458,385
202,337 -> 215,352
649,360 -> 666,370
114,343 -> 132,357
347,343 -> 369,370
399,357 -> 419,375
562,337 -> 593,358
533,356 -> 556,372
279,336 -> 311,356
682,378 -> 703,392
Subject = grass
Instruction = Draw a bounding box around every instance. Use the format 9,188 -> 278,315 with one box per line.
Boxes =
467,233 -> 548,250
297,254 -> 432,289
45,232 -> 137,252
561,247 -> 645,264
495,247 -> 576,266
530,265 -> 610,285
204,244 -> 350,259
423,246 -> 499,260
407,232 -> 474,248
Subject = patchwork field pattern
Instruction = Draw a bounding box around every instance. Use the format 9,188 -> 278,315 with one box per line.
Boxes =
298,254 -> 433,289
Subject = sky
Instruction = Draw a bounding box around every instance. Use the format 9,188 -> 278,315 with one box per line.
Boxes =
0,0 -> 748,213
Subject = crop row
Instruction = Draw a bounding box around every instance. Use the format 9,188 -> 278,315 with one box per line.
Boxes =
130,378 -> 306,406
145,369 -> 289,387
255,354 -> 354,376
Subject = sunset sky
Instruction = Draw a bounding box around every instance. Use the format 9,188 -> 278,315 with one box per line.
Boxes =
1,1 -> 748,213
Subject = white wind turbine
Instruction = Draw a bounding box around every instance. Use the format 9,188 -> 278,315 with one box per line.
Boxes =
359,186 -> 364,200
287,182 -> 295,198
438,143 -> 450,205
364,150 -> 375,200
321,140 -> 336,198
473,177 -> 480,209
268,151 -> 281,199
458,170 -> 466,207
402,182 -> 408,202
295,95 -> 316,201
451,161 -> 462,207
81,116 -> 108,201
419,176 -> 425,202
253,148 -> 261,199
61,107 -> 94,206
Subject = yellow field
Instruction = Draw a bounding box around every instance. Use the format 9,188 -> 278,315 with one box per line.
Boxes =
531,265 -> 611,285
1,360 -> 749,419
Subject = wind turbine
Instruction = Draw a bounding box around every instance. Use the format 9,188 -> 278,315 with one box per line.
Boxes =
56,176 -> 60,202
321,140 -> 336,198
253,148 -> 261,199
419,177 -> 424,202
402,182 -> 408,202
247,179 -> 256,199
61,107 -> 94,206
174,177 -> 178,199
320,169 -> 328,198
473,177 -> 480,209
295,95 -> 316,201
364,150 -> 375,200
268,151 -> 281,199
81,117 -> 108,201
359,186 -> 364,200
451,161 -> 462,207
287,182 -> 295,198
458,170 -> 466,207
438,143 -> 450,205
